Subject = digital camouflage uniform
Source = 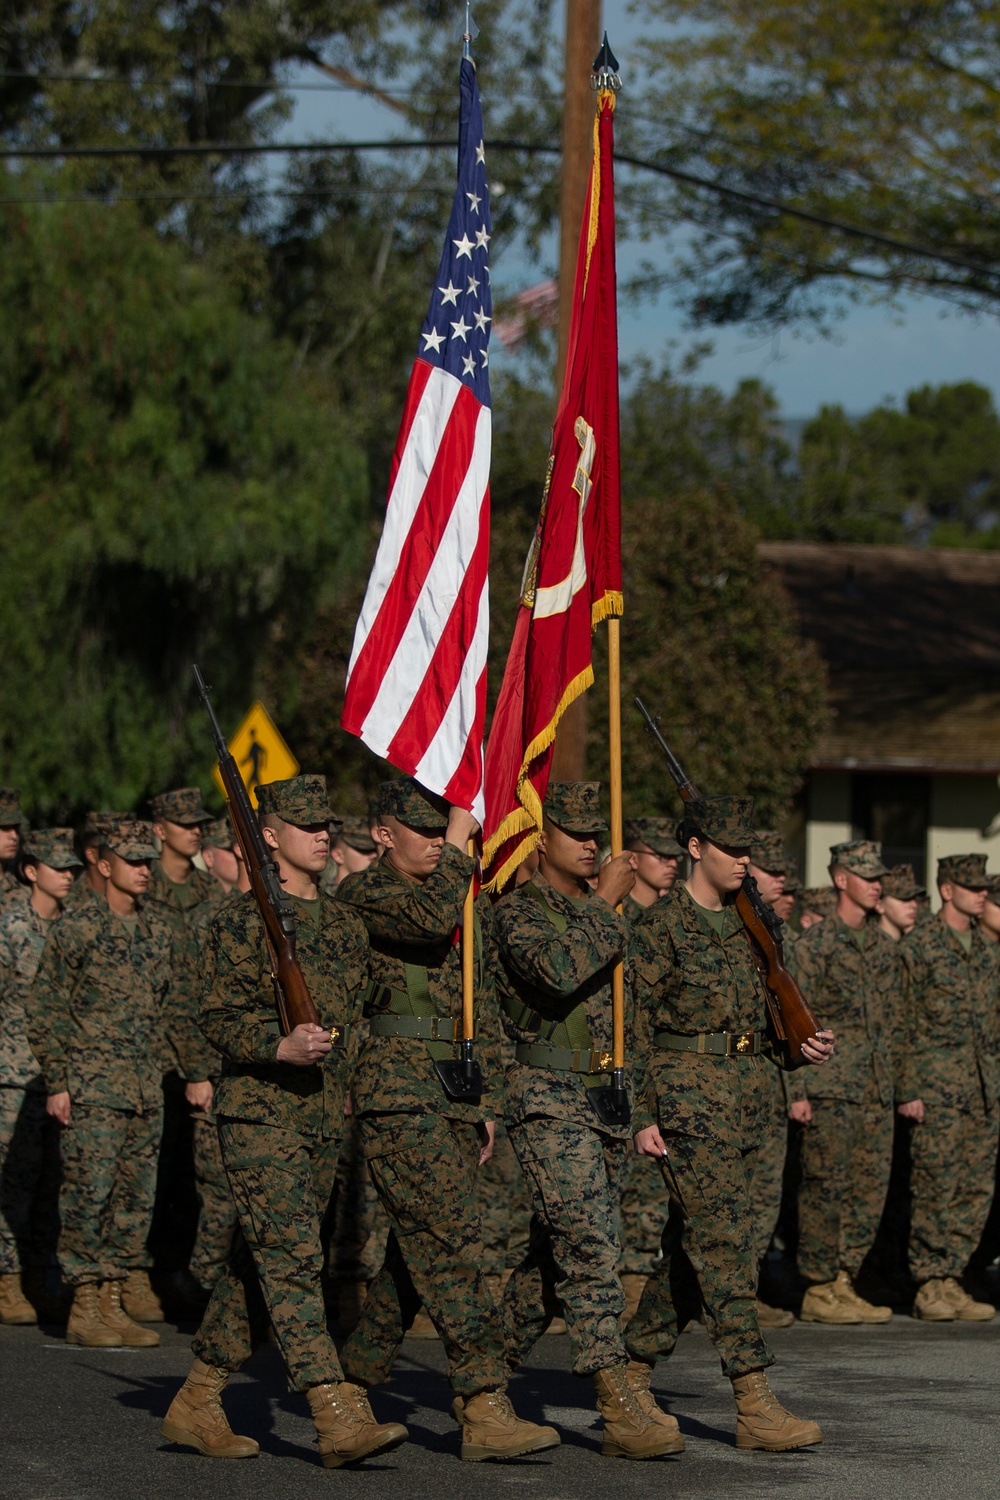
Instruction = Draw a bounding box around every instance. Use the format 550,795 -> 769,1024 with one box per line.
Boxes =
24,821 -> 171,1287
897,855 -> 1000,1284
336,778 -> 508,1400
784,841 -> 899,1284
0,829 -> 78,1276
746,832 -> 793,1266
494,782 -> 633,1378
62,812 -> 125,914
326,815 -> 391,1294
627,796 -> 782,1379
192,775 -> 369,1393
617,819 -> 681,1282
0,788 -> 26,909
146,787 -> 233,1289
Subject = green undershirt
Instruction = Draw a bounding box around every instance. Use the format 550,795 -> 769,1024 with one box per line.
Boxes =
690,895 -> 726,938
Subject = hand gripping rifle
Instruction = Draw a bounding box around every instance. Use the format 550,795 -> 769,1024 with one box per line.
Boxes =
635,697 -> 820,1063
193,665 -> 320,1034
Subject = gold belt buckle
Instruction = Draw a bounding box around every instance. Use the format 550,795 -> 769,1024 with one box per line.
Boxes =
591,1048 -> 614,1073
329,1026 -> 340,1045
729,1032 -> 752,1056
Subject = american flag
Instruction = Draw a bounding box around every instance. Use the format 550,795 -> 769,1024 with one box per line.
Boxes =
341,56 -> 492,820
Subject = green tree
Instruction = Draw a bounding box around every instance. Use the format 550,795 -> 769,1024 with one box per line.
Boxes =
0,186 -> 367,817
629,0 -> 1000,328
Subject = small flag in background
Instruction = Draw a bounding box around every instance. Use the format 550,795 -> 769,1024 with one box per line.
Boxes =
341,56 -> 492,821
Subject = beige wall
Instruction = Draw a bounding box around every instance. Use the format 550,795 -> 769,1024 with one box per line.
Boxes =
804,770 -> 852,887
926,774 -> 1000,909
800,770 -> 1000,907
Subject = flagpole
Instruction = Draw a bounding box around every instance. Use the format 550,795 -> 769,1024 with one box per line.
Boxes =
462,836 -> 476,1062
608,617 -> 625,1075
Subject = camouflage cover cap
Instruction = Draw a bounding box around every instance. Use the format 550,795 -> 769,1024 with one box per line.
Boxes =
149,787 -> 212,826
201,816 -> 235,850
829,839 -> 889,878
377,778 -> 449,828
83,809 -> 128,837
0,787 -> 23,828
105,818 -> 158,861
783,858 -> 802,894
543,781 -> 608,835
686,795 -> 755,846
24,828 -> 82,870
881,863 -> 926,901
338,815 -> 377,853
985,874 -> 1000,903
937,852 -> 989,889
750,831 -> 787,874
624,817 -> 683,857
800,886 -> 837,918
257,774 -> 335,825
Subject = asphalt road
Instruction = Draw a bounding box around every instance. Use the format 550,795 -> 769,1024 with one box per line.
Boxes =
2,1315 -> 999,1500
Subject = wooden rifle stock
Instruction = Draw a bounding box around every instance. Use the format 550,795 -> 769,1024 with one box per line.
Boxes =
193,666 -> 319,1034
635,697 -> 820,1063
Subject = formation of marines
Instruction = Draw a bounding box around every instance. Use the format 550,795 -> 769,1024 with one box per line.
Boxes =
1,767 -> 999,1469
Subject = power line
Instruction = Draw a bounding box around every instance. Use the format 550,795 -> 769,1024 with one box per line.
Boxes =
2,136 -> 996,284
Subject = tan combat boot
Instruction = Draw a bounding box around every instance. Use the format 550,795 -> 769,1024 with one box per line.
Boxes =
0,1271 -> 37,1325
756,1298 -> 795,1328
620,1274 -> 647,1326
161,1358 -> 260,1458
452,1388 -> 560,1461
306,1380 -> 408,1468
940,1277 -> 995,1321
913,1278 -> 955,1321
98,1279 -> 160,1347
593,1364 -> 684,1459
406,1305 -> 439,1339
121,1269 -> 165,1323
624,1360 -> 685,1451
732,1370 -> 822,1451
66,1282 -> 121,1347
333,1279 -> 368,1336
801,1270 -> 891,1325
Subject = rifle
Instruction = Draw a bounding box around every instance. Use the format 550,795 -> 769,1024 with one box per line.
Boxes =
193,665 -> 320,1035
635,697 -> 821,1063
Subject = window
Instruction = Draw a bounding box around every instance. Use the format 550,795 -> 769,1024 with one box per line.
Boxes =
851,774 -> 929,883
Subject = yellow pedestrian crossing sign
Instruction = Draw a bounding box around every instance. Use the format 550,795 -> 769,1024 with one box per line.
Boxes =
212,701 -> 299,809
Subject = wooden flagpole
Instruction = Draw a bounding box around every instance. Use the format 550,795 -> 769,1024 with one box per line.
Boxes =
608,617 -> 625,1072
462,836 -> 476,1044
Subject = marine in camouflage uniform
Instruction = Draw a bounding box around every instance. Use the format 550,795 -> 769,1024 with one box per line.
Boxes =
325,813 -> 390,1328
744,833 -> 796,1329
495,783 -> 678,1459
163,775 -> 407,1468
617,819 -> 683,1318
0,829 -> 80,1322
897,853 -> 999,1321
63,811 -> 125,912
785,840 -> 899,1324
337,778 -> 557,1461
25,819 -> 170,1348
146,787 -> 234,1301
628,795 -> 830,1452
0,788 -> 26,908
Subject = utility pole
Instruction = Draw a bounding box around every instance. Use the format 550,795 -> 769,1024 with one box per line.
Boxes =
550,0 -> 602,781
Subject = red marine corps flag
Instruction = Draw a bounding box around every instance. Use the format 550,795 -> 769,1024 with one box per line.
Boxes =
482,46 -> 622,891
341,54 -> 492,820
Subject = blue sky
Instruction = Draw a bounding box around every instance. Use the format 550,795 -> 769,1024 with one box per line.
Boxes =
277,15 -> 1000,419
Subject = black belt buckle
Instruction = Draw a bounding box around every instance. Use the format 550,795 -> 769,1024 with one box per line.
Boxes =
434,1039 -> 483,1102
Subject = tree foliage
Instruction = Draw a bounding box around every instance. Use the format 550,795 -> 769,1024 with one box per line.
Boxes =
0,189 -> 367,817
628,0 -> 1000,329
